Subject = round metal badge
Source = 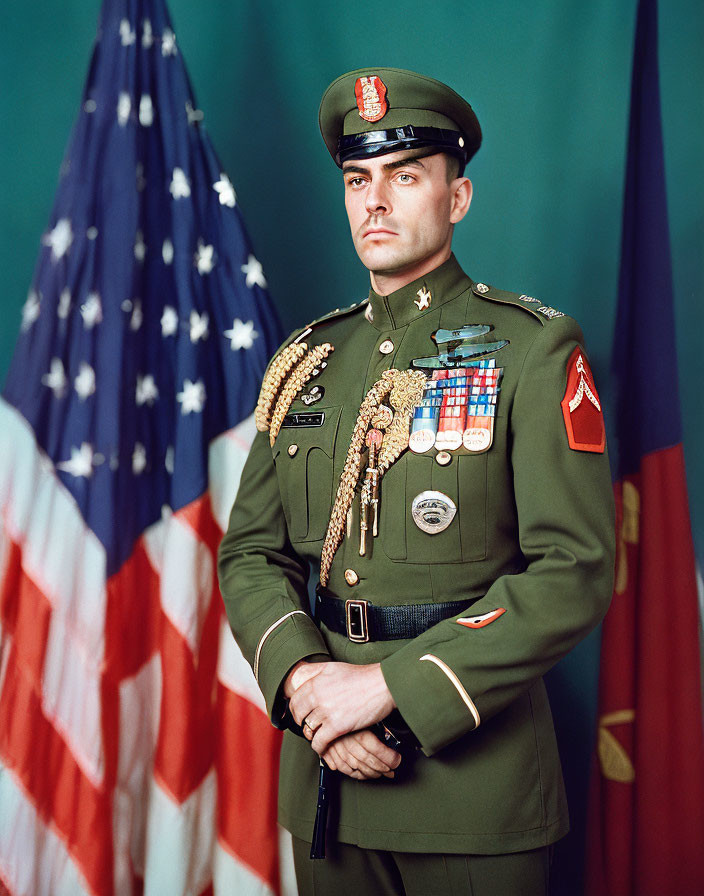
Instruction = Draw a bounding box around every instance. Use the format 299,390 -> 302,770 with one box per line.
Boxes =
411,491 -> 457,534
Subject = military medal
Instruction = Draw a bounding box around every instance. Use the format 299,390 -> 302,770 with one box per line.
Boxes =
411,491 -> 457,534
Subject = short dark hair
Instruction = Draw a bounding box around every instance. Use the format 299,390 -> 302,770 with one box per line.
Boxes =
444,153 -> 463,183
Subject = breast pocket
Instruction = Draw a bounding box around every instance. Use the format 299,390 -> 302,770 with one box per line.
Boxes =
380,451 -> 487,563
272,406 -> 342,543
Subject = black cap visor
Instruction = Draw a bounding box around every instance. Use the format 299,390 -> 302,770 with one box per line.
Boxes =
337,125 -> 469,170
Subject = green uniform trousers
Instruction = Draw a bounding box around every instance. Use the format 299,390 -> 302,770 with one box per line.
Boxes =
292,836 -> 552,896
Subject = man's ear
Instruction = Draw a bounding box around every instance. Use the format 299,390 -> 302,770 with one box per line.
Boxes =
450,178 -> 472,224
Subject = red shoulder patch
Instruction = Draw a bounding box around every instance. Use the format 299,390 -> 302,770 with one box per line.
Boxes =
355,75 -> 388,123
561,346 -> 606,453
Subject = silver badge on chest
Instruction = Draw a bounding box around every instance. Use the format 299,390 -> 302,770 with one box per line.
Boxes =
411,491 -> 457,534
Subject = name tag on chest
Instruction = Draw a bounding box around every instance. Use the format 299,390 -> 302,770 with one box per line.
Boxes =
282,412 -> 326,428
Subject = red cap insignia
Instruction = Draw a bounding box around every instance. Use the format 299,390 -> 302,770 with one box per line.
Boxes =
355,75 -> 388,123
561,346 -> 606,453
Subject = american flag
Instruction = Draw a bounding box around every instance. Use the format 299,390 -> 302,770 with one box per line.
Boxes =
0,1 -> 295,894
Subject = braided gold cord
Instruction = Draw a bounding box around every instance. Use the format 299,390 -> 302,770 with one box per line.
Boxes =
255,342 -> 308,432
269,344 -> 334,446
378,370 -> 427,473
320,369 -> 397,586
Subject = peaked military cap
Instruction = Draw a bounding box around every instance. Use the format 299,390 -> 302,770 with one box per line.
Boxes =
319,67 -> 482,170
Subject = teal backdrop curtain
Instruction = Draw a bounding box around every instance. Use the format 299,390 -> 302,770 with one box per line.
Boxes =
2,1 -> 702,893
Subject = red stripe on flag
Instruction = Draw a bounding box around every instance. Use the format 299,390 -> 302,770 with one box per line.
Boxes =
0,540 -> 51,687
153,588 -> 222,804
0,590 -> 114,896
216,683 -> 283,893
105,541 -> 162,683
178,493 -> 225,548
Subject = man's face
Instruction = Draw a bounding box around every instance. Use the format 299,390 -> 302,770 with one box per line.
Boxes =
342,150 -> 469,286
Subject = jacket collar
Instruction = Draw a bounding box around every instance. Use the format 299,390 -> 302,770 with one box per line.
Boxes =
365,254 -> 471,331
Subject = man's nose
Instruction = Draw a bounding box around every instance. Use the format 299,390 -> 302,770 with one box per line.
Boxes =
365,178 -> 390,215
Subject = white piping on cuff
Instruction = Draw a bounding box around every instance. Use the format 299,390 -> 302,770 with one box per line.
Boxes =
420,654 -> 481,729
254,610 -> 309,682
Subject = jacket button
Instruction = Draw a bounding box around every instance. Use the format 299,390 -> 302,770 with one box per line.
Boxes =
379,339 -> 394,354
344,569 -> 359,586
287,444 -> 298,457
436,451 -> 452,466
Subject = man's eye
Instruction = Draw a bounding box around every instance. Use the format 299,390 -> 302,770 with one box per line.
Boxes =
396,173 -> 414,184
347,177 -> 365,188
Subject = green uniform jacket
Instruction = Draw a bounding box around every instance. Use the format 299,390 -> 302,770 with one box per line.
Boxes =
218,254 -> 615,855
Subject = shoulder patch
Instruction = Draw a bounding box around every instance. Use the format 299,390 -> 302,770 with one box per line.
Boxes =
561,346 -> 605,453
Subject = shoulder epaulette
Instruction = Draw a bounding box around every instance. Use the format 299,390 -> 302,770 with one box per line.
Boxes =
472,282 -> 566,326
299,299 -> 367,336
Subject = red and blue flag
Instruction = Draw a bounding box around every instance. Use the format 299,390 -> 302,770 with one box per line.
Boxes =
586,1 -> 704,893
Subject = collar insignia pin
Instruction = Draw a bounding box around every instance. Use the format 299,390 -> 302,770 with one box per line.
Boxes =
415,287 -> 432,311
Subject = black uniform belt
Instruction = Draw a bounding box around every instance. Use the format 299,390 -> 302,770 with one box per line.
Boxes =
315,585 -> 474,643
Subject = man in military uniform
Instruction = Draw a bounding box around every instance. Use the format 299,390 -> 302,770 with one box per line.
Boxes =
218,67 -> 615,895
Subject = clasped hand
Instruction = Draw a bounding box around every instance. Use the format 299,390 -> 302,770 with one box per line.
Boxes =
285,660 -> 401,780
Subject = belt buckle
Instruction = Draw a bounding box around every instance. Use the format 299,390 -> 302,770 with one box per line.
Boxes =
345,599 -> 369,643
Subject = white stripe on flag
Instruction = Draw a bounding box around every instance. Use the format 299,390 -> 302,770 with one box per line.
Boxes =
217,616 -> 266,712
0,400 -> 107,660
41,609 -> 105,786
212,840 -> 276,896
144,512 -> 214,653
278,826 -> 298,896
0,760 -> 92,896
113,654 -> 163,895
208,415 -> 256,533
143,770 -> 216,896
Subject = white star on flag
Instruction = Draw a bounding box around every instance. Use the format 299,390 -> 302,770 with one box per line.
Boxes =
74,362 -> 96,399
41,358 -> 67,398
57,288 -> 71,319
21,291 -> 41,331
119,18 -> 136,46
139,94 -> 154,126
117,92 -> 131,126
241,254 -> 267,288
81,292 -> 103,328
161,28 -> 177,56
130,300 -> 143,331
42,218 -> 73,261
136,374 -> 159,406
161,306 -> 178,336
162,239 -> 174,264
142,19 -> 154,48
189,310 -> 209,343
195,242 -> 215,275
134,231 -> 146,262
57,442 -> 95,478
177,379 -> 206,414
224,318 -> 258,350
132,443 -> 147,475
170,168 -> 190,199
213,174 -> 236,207
185,100 -> 203,124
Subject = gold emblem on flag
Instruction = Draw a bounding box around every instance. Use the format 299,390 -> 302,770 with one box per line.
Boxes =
597,709 -> 635,783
